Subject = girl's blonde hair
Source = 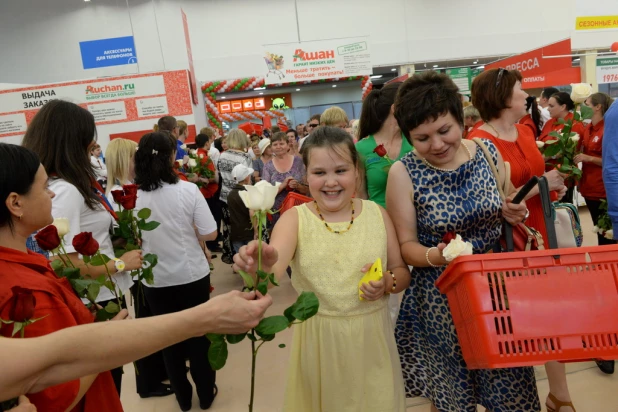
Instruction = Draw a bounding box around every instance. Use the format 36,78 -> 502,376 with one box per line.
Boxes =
321,106 -> 349,126
177,120 -> 188,137
226,128 -> 250,151
105,138 -> 138,195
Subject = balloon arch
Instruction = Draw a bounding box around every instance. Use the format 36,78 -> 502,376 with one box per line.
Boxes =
200,75 -> 372,132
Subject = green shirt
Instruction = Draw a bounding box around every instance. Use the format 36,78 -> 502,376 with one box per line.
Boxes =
356,135 -> 413,208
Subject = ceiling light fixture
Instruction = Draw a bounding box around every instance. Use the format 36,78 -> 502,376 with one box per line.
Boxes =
473,60 -> 478,64
476,65 -> 485,70
254,87 -> 266,90
332,85 -> 337,88
573,58 -> 581,62
259,92 -> 264,95
296,88 -> 300,91
433,65 -> 439,68
221,96 -> 226,99
370,75 -> 383,79
391,68 -> 397,71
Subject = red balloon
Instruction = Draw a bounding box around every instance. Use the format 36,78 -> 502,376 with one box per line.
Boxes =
612,42 -> 618,53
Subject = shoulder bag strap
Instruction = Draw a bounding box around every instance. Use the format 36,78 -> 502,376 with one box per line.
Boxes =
472,138 -> 510,200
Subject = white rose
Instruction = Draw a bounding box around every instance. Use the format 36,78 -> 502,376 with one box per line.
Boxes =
570,133 -> 580,143
190,149 -> 197,156
182,155 -> 190,165
181,144 -> 187,150
592,226 -> 600,234
176,159 -> 183,166
536,141 -> 545,149
570,83 -> 593,104
442,234 -> 473,262
52,217 -> 70,237
188,158 -> 198,168
239,180 -> 281,211
199,153 -> 205,159
605,229 -> 614,240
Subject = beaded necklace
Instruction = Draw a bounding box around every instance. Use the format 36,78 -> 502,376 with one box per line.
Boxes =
314,200 -> 355,234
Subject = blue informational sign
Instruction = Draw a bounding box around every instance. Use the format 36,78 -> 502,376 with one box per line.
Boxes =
79,36 -> 138,70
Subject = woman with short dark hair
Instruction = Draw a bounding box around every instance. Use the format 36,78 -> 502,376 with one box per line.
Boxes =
387,71 -> 538,412
135,132 -> 219,411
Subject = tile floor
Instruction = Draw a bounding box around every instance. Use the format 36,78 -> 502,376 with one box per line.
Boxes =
120,207 -> 618,411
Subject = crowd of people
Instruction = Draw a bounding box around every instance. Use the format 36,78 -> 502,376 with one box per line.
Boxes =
0,68 -> 617,412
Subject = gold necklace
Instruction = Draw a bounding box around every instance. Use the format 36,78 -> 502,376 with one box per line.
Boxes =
314,200 -> 355,234
486,122 -> 518,140
421,143 -> 472,172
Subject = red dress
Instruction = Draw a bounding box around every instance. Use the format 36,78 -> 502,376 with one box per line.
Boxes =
518,114 -> 538,138
0,247 -> 123,412
467,125 -> 550,245
197,148 -> 219,199
580,120 -> 606,200
463,120 -> 484,140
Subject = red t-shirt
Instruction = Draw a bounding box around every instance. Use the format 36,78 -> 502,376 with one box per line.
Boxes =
467,125 -> 552,245
0,247 -> 123,412
175,168 -> 189,182
538,112 -> 586,172
197,148 -> 219,198
579,120 -> 606,200
518,114 -> 538,138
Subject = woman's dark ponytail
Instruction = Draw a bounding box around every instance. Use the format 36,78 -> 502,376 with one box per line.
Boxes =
358,82 -> 402,139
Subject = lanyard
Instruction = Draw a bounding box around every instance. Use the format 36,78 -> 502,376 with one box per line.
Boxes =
92,181 -> 118,221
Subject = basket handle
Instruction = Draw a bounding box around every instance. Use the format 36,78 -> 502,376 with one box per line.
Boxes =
502,176 -> 558,251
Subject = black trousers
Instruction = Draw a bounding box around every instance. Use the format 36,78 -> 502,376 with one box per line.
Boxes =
205,196 -> 222,250
144,276 -> 216,406
130,283 -> 169,394
97,297 -> 127,396
586,198 -> 617,246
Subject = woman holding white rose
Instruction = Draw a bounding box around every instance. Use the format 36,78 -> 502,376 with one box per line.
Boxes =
134,132 -> 219,411
235,126 -> 410,411
387,72 -> 539,412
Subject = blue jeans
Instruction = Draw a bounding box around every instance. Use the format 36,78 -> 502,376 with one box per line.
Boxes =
232,240 -> 251,254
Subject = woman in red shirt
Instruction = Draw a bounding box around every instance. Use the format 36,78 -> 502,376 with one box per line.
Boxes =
470,68 -> 574,412
519,96 -> 543,138
574,93 -> 615,246
0,143 -> 123,412
539,92 -> 586,143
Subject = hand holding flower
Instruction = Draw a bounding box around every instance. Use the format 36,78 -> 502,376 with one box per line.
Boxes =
442,235 -> 473,262
573,153 -> 590,164
233,240 -> 278,275
119,250 -> 144,272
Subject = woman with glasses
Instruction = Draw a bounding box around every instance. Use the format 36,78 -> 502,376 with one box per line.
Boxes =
469,69 -> 573,412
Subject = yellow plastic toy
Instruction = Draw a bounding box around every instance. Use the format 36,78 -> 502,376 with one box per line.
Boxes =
358,258 -> 383,301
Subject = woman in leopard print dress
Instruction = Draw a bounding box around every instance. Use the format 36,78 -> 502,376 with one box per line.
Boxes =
386,71 -> 540,412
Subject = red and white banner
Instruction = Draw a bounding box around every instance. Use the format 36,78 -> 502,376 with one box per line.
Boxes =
0,70 -> 194,140
485,39 -> 581,89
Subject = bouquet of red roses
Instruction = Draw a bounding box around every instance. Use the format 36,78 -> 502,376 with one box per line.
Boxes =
110,184 -> 160,313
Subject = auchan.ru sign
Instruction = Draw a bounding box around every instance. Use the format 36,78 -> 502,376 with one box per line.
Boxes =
485,39 -> 574,85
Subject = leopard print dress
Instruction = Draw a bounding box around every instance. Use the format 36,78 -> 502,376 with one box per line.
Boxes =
395,140 -> 541,412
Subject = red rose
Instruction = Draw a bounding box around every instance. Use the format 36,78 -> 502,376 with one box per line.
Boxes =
122,184 -> 138,196
72,232 -> 100,256
34,225 -> 61,251
119,194 -> 137,210
9,286 -> 36,322
442,231 -> 457,244
373,144 -> 388,158
111,190 -> 124,204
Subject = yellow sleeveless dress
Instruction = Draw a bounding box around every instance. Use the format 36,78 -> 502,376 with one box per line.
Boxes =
283,200 -> 405,412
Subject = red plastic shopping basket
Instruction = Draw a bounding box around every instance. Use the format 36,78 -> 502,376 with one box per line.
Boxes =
436,176 -> 618,369
280,192 -> 312,215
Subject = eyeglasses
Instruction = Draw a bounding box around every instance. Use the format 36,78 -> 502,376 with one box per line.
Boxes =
496,68 -> 507,87
308,123 -> 319,128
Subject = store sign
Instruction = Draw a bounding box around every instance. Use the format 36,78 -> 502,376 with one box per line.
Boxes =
575,0 -> 618,31
0,71 -> 192,139
79,36 -> 138,70
262,37 -> 372,85
597,57 -> 618,84
217,94 -> 292,113
446,68 -> 471,94
485,39 -> 579,88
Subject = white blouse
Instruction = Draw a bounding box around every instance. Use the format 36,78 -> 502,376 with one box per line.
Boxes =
49,179 -> 132,303
137,180 -> 217,288
90,156 -> 107,179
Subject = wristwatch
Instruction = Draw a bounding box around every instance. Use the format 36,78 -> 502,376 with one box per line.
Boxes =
112,258 -> 126,272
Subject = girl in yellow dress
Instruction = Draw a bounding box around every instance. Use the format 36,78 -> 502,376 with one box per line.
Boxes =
234,126 -> 410,412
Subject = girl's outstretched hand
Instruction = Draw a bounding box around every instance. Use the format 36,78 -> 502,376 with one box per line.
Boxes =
233,240 -> 278,274
359,262 -> 386,301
